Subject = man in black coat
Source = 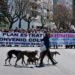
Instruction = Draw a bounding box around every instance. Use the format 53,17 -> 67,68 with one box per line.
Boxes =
39,33 -> 57,66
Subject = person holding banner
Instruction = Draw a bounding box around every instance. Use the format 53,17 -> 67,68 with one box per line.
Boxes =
39,32 -> 57,67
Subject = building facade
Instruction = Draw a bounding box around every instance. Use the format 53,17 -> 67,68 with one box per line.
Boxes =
30,0 -> 53,28
53,0 -> 58,20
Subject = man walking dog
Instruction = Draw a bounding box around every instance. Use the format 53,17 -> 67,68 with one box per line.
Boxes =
39,32 -> 57,67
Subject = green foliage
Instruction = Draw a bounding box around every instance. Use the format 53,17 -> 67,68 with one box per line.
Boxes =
0,22 -> 9,28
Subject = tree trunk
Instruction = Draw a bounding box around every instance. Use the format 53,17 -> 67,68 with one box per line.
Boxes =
28,21 -> 30,30
19,19 -> 21,28
55,21 -> 60,31
41,23 -> 44,29
41,16 -> 44,29
9,21 -> 13,29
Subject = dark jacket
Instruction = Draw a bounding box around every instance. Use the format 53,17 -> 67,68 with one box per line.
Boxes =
41,33 -> 49,48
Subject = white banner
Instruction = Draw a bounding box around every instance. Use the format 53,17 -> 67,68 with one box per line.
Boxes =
0,32 -> 44,47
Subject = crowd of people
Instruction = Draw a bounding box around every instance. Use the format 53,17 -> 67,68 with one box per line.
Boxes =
0,27 -> 75,48
0,26 -> 75,33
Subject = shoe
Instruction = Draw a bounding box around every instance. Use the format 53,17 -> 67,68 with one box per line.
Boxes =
39,63 -> 44,67
36,64 -> 44,67
52,62 -> 58,65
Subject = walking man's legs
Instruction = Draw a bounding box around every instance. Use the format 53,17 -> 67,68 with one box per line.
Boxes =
39,47 -> 57,67
39,51 -> 47,66
46,49 -> 57,65
47,51 -> 54,64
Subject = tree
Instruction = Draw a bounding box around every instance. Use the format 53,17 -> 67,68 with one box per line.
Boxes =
0,0 -> 9,22
0,0 -> 9,29
72,0 -> 75,25
8,0 -> 41,29
23,0 -> 41,29
54,4 -> 71,31
0,0 -> 8,16
7,0 -> 18,29
14,0 -> 30,28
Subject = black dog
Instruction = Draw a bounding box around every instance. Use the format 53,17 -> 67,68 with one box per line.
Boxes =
5,50 -> 26,66
27,57 -> 39,65
47,51 -> 60,64
24,50 -> 38,58
5,50 -> 38,66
